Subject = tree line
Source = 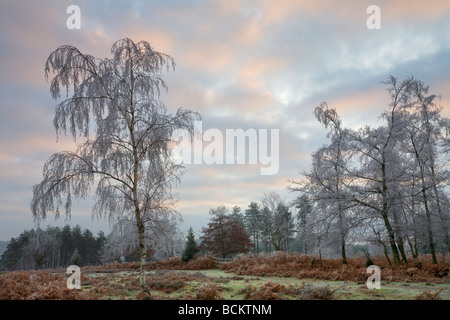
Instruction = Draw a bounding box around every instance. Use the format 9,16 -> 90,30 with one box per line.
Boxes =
186,196 -> 303,259
0,225 -> 107,271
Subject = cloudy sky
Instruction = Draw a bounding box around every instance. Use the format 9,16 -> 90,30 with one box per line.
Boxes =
1,0 -> 449,241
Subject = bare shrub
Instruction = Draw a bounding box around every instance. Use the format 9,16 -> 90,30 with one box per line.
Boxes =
147,271 -> 188,293
184,256 -> 218,270
196,284 -> 222,300
240,281 -> 293,300
304,285 -> 337,300
414,288 -> 443,300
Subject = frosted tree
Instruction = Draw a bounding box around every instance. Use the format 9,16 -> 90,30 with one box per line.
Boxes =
290,103 -> 359,263
31,38 -> 200,294
312,103 -> 354,263
261,192 -> 295,251
101,212 -> 183,263
406,108 -> 439,263
412,80 -> 450,255
404,79 -> 450,261
23,229 -> 61,270
291,75 -> 449,264
342,76 -> 419,265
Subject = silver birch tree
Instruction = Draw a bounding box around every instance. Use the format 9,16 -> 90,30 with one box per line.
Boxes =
31,38 -> 200,294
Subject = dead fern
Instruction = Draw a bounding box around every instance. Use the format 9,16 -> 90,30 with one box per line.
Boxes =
414,288 -> 443,300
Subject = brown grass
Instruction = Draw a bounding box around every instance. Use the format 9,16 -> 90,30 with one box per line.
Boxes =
239,281 -> 295,300
0,270 -> 100,300
1,252 -> 447,300
296,283 -> 339,300
147,271 -> 209,294
195,284 -> 223,300
414,288 -> 443,300
0,264 -> 218,300
221,252 -> 449,284
84,255 -> 217,272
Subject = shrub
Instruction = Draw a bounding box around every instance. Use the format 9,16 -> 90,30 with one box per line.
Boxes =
414,288 -> 443,300
240,281 -> 293,300
302,285 -> 337,300
196,284 -> 222,300
185,256 -> 217,270
147,271 -> 190,293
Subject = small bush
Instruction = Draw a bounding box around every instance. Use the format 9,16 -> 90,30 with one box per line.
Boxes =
196,284 -> 222,300
149,279 -> 185,293
185,256 -> 217,270
305,285 -> 336,300
295,282 -> 338,300
146,271 -> 203,294
239,281 -> 293,300
414,288 -> 443,300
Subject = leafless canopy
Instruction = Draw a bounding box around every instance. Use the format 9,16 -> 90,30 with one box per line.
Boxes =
31,39 -> 200,286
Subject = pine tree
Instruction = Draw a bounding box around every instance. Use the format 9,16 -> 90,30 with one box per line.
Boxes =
69,248 -> 83,266
245,202 -> 261,253
181,227 -> 200,262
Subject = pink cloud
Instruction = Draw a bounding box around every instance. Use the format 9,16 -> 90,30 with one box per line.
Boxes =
232,18 -> 264,46
182,41 -> 233,73
323,86 -> 391,128
382,0 -> 450,20
432,80 -> 450,118
239,57 -> 287,90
